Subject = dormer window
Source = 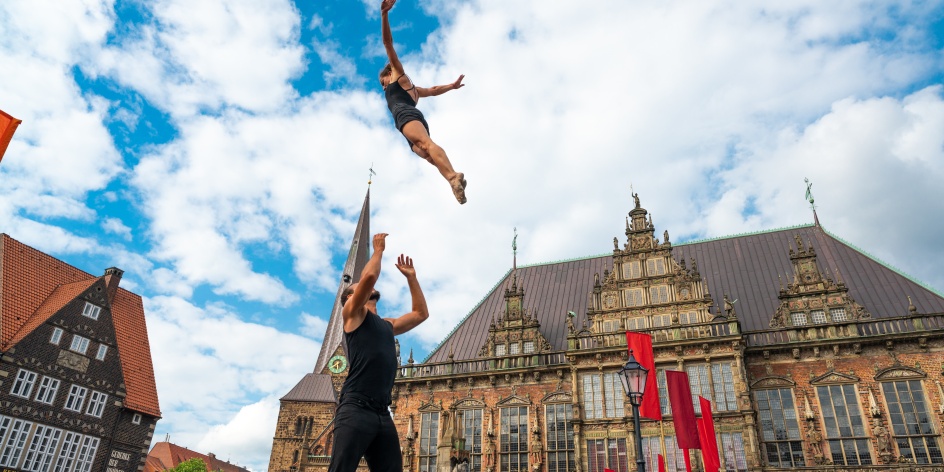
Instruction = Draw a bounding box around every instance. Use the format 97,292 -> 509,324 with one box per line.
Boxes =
70,335 -> 90,355
509,342 -> 520,355
830,308 -> 847,322
811,310 -> 827,324
82,302 -> 101,320
790,312 -> 808,326
523,341 -> 535,353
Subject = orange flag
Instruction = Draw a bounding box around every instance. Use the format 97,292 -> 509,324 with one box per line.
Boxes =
0,109 -> 22,163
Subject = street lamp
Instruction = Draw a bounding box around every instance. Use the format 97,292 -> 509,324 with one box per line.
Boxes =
619,350 -> 649,472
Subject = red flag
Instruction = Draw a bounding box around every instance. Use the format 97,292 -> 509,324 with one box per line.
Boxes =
697,397 -> 721,472
0,109 -> 22,163
604,469 -> 615,472
657,454 -> 666,472
683,449 -> 693,472
665,370 -> 701,449
626,331 -> 661,420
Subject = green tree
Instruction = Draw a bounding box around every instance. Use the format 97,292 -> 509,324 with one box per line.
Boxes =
169,458 -> 209,472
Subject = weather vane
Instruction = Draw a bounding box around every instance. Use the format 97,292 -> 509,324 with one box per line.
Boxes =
368,163 -> 377,186
804,177 -> 815,210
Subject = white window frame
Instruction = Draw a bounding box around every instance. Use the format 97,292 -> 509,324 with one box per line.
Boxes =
69,336 -> 90,355
0,418 -> 33,467
81,302 -> 100,320
21,424 -> 62,472
95,345 -> 108,361
64,385 -> 88,412
509,342 -> 520,355
523,341 -> 535,354
811,310 -> 827,324
85,391 -> 107,418
790,312 -> 808,326
49,328 -> 63,345
495,344 -> 506,356
132,414 -> 142,425
34,377 -> 60,405
73,436 -> 99,472
10,369 -> 38,398
53,431 -> 81,472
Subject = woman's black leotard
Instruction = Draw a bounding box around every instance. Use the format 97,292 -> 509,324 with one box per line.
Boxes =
384,76 -> 429,148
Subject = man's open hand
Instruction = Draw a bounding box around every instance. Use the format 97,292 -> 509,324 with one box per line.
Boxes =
395,254 -> 416,278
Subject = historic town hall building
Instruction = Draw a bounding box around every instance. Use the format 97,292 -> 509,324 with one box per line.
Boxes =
0,234 -> 161,472
269,193 -> 944,472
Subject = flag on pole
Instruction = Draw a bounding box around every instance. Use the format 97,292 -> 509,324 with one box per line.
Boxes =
604,469 -> 615,472
665,370 -> 701,450
683,449 -> 693,472
0,109 -> 22,163
657,454 -> 666,472
697,397 -> 721,472
626,331 -> 661,420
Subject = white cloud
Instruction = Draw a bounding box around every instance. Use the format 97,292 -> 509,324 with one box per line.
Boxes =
102,217 -> 132,239
145,295 -> 320,469
299,312 -> 329,340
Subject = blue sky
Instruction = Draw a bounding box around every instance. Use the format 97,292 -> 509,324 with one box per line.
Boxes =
2,1 -> 944,470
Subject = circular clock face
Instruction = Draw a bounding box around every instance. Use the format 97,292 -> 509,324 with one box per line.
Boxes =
328,354 -> 348,374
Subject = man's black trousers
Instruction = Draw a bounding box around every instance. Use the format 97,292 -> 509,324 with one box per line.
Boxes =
328,395 -> 402,472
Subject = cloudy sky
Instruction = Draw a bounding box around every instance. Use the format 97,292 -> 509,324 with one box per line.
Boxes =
2,0 -> 943,470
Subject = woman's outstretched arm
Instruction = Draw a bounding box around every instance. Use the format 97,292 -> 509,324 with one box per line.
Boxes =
381,0 -> 405,77
417,75 -> 465,98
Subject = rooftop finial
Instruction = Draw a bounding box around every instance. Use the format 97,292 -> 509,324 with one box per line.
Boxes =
805,177 -> 820,226
512,227 -> 518,272
368,163 -> 377,186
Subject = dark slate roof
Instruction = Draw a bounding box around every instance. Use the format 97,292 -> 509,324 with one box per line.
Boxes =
426,224 -> 944,362
281,373 -> 337,403
313,190 -> 371,374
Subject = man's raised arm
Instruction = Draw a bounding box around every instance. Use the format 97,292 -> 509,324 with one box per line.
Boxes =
387,254 -> 429,335
342,233 -> 387,328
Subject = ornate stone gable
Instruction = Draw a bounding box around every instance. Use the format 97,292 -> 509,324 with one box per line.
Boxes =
769,235 -> 871,330
874,365 -> 926,380
584,193 -> 716,335
810,370 -> 860,385
477,274 -> 552,357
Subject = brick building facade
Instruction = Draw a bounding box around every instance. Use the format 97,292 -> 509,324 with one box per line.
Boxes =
0,234 -> 161,472
271,193 -> 944,472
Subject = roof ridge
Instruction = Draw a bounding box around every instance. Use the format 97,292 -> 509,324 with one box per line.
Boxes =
819,227 -> 944,298
422,267 -> 515,363
517,252 -> 611,269
675,223 -> 815,246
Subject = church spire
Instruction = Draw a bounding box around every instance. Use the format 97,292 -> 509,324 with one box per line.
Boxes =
314,189 -> 371,374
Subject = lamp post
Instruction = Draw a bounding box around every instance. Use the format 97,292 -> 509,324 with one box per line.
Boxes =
619,350 -> 649,472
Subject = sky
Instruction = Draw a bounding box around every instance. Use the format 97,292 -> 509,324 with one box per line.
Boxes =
1,0 -> 943,470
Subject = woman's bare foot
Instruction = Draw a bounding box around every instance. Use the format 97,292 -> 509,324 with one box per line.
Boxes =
449,173 -> 467,204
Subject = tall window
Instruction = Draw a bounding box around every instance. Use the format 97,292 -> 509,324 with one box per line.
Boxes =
719,432 -> 748,472
419,412 -> 439,472
882,380 -> 944,464
21,424 -> 62,471
641,437 -> 662,472
626,317 -> 647,331
710,362 -> 737,411
662,436 -> 687,472
10,369 -> 38,398
458,409 -> 482,471
582,373 -> 624,419
545,404 -> 574,472
73,436 -> 99,472
81,302 -> 101,320
0,418 -> 33,467
646,258 -> 666,276
69,336 -> 90,355
754,388 -> 804,467
65,385 -> 88,412
586,438 -> 627,472
817,384 -> 872,465
624,289 -> 644,307
85,391 -> 107,418
53,431 -> 82,472
623,261 -> 641,279
685,363 -> 737,413
656,369 -> 672,416
34,377 -> 60,405
500,407 -> 528,472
